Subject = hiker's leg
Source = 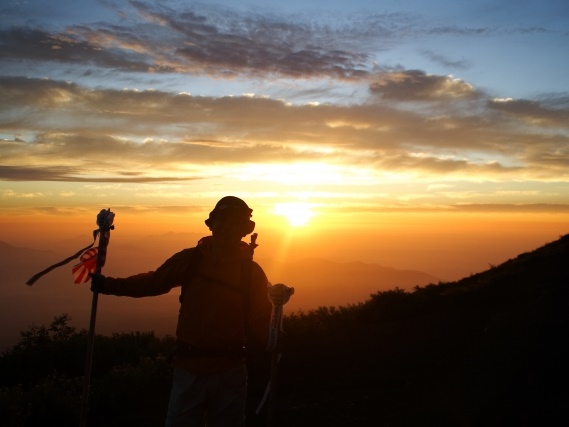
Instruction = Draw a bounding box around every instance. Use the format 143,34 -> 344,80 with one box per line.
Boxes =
206,363 -> 248,427
165,366 -> 207,427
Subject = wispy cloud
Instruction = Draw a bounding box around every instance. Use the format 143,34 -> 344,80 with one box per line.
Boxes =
419,49 -> 471,70
0,165 -> 203,183
1,1 -> 556,83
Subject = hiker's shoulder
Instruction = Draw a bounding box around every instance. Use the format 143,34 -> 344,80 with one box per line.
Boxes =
165,246 -> 201,264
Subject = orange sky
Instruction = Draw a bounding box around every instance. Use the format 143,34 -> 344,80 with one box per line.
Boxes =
2,208 -> 567,281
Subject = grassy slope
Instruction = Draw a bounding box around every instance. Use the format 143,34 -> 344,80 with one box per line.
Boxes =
265,235 -> 569,426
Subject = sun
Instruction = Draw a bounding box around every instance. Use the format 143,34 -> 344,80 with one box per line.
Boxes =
274,202 -> 315,227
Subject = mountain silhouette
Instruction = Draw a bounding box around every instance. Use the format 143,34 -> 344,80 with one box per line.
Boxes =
269,234 -> 569,426
263,258 -> 440,312
0,241 -> 56,283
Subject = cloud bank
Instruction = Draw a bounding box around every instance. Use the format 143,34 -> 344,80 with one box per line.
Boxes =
1,0 -> 568,212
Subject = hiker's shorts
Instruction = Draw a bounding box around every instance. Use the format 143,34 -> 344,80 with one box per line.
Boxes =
165,363 -> 247,427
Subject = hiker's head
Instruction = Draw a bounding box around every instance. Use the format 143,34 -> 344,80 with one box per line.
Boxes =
205,196 -> 255,238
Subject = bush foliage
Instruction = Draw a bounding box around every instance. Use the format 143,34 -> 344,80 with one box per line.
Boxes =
0,314 -> 174,426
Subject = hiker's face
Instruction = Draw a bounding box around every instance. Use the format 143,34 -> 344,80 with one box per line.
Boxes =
210,214 -> 246,242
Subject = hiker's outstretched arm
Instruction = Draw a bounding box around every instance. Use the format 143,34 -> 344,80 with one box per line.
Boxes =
101,248 -> 195,297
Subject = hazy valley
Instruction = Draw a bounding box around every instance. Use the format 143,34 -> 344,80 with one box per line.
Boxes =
0,239 -> 438,351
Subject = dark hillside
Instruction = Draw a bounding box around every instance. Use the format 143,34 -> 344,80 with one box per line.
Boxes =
1,235 -> 568,426
269,234 -> 569,426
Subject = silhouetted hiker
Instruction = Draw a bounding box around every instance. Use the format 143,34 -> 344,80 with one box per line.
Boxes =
90,196 -> 273,427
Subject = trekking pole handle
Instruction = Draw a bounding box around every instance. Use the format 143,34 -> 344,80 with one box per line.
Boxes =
267,284 -> 294,352
267,283 -> 294,307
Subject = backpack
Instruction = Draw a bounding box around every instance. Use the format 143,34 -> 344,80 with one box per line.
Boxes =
178,247 -> 253,335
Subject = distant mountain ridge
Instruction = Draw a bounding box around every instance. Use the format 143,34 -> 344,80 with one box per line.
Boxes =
1,239 -> 439,307
0,241 -> 56,283
263,257 -> 439,311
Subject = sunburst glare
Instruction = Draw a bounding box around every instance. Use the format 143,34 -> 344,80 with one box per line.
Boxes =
274,202 -> 315,227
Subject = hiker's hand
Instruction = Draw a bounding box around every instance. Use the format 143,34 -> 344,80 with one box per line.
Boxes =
268,283 -> 294,306
89,273 -> 106,293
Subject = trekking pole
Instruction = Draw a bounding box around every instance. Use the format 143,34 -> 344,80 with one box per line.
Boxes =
266,283 -> 294,427
80,209 -> 115,427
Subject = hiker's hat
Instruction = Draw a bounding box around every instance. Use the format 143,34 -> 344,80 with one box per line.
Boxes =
205,196 -> 255,236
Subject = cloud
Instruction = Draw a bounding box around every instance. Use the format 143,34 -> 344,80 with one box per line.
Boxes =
0,3 -> 372,81
0,165 -> 203,183
2,74 -> 569,186
314,201 -> 569,215
419,49 -> 471,70
0,27 -> 165,73
371,152 -> 521,176
425,24 -> 550,37
487,98 -> 569,128
453,203 -> 569,213
5,1 -> 540,85
369,70 -> 480,101
1,0 -> 562,90
1,189 -> 47,198
0,1 -> 567,221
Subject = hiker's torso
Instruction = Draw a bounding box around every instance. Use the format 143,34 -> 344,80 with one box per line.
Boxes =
102,236 -> 272,374
175,246 -> 249,373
